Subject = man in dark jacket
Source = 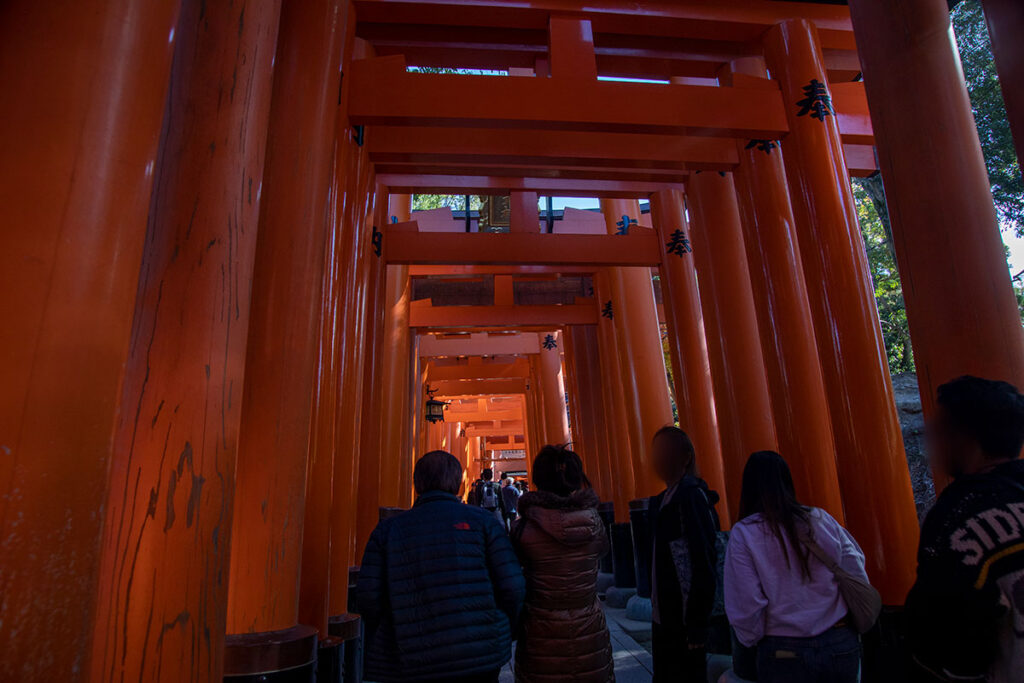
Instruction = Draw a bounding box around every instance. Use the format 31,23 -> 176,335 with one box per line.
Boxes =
357,451 -> 526,683
648,426 -> 720,682
906,376 -> 1024,683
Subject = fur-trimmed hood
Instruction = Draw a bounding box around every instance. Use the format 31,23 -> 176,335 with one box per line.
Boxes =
517,488 -> 602,546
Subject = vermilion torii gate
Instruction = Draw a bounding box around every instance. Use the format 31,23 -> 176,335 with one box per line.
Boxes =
3,0 -> 1023,681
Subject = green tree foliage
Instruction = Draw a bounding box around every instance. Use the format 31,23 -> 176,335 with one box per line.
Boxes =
411,194 -> 483,211
853,177 -> 915,373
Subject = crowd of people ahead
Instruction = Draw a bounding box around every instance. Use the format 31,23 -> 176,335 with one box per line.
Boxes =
355,375 -> 1024,683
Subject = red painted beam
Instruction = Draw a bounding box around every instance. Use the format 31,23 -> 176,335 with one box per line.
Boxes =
410,301 -> 598,328
375,163 -> 691,184
350,55 -> 789,138
368,126 -> 738,170
386,229 -> 663,267
379,173 -> 681,197
351,1 -> 855,49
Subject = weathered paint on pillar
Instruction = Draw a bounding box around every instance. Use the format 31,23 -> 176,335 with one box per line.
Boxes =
650,189 -> 730,524
764,19 -> 919,601
562,327 -> 604,495
0,0 -> 180,678
600,200 -> 673,498
511,191 -> 542,233
981,0 -> 1024,185
300,147 -> 341,637
565,326 -> 615,500
728,59 -> 845,524
330,124 -> 375,609
227,0 -> 347,635
380,194 -> 414,508
687,171 -> 778,524
89,1 -> 281,680
528,355 -> 551,449
848,0 -> 1024,480
539,331 -> 572,445
594,272 -> 638,521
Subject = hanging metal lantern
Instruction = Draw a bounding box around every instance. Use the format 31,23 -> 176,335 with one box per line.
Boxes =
425,385 -> 447,423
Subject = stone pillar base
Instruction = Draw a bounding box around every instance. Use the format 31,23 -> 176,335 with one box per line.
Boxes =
604,586 -> 637,609
224,624 -> 318,682
625,595 -> 652,622
329,613 -> 363,683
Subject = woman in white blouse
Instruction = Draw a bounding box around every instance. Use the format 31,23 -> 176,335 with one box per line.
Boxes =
724,451 -> 868,683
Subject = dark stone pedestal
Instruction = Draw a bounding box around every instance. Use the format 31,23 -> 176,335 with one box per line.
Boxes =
316,637 -> 344,683
606,522 -> 638,608
329,613 -> 363,683
348,566 -> 360,620
224,624 -> 318,682
597,501 -> 615,575
628,497 -> 653,599
610,522 -> 637,589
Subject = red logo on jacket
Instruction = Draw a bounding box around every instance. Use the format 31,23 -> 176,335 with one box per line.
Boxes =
454,522 -> 470,530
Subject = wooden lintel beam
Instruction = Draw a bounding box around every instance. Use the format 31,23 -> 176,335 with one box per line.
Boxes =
419,332 -> 543,357
351,56 -> 788,138
368,127 -> 738,171
434,378 -> 528,395
387,229 -> 662,267
427,360 -> 530,382
411,302 -> 595,328
379,173 -> 681,198
351,2 -> 855,49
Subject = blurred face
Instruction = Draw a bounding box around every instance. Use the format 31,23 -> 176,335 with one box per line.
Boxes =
652,434 -> 688,485
926,408 -> 981,479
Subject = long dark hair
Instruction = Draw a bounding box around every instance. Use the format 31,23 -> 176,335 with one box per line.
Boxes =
738,451 -> 813,579
532,445 -> 591,497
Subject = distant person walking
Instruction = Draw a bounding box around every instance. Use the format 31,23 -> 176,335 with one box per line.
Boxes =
472,467 -> 507,524
724,451 -> 869,683
357,451 -> 526,683
511,445 -> 614,683
502,477 -> 521,527
648,426 -> 721,682
905,376 -> 1024,682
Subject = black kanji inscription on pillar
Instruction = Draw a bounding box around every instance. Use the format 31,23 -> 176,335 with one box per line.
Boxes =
795,79 -> 835,121
745,139 -> 779,154
371,225 -> 382,257
665,229 -> 693,257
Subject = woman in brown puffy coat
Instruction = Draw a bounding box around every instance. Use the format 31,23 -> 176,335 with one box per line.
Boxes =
511,445 -> 615,683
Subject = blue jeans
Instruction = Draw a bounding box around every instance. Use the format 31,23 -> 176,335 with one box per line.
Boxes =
757,627 -> 860,683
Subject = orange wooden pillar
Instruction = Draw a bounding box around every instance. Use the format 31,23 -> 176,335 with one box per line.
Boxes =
527,355 -> 550,449
982,0 -> 1024,182
600,200 -> 673,498
89,2 -> 281,680
511,191 -> 541,233
687,171 -> 778,524
848,0 -> 1024,462
331,113 -> 376,603
565,326 -> 615,500
594,272 -> 638,521
227,0 -> 347,649
301,149 -> 343,640
539,331 -> 572,445
727,59 -> 844,523
765,20 -> 920,601
562,327 -> 603,494
0,1 -> 180,678
650,189 -> 730,522
380,194 -> 414,508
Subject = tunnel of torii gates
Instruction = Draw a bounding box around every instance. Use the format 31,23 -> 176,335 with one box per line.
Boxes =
3,0 -> 1024,680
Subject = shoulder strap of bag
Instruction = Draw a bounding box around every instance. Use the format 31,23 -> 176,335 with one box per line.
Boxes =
798,529 -> 843,576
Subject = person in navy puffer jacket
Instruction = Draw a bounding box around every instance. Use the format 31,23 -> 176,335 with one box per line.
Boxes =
357,450 -> 527,683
